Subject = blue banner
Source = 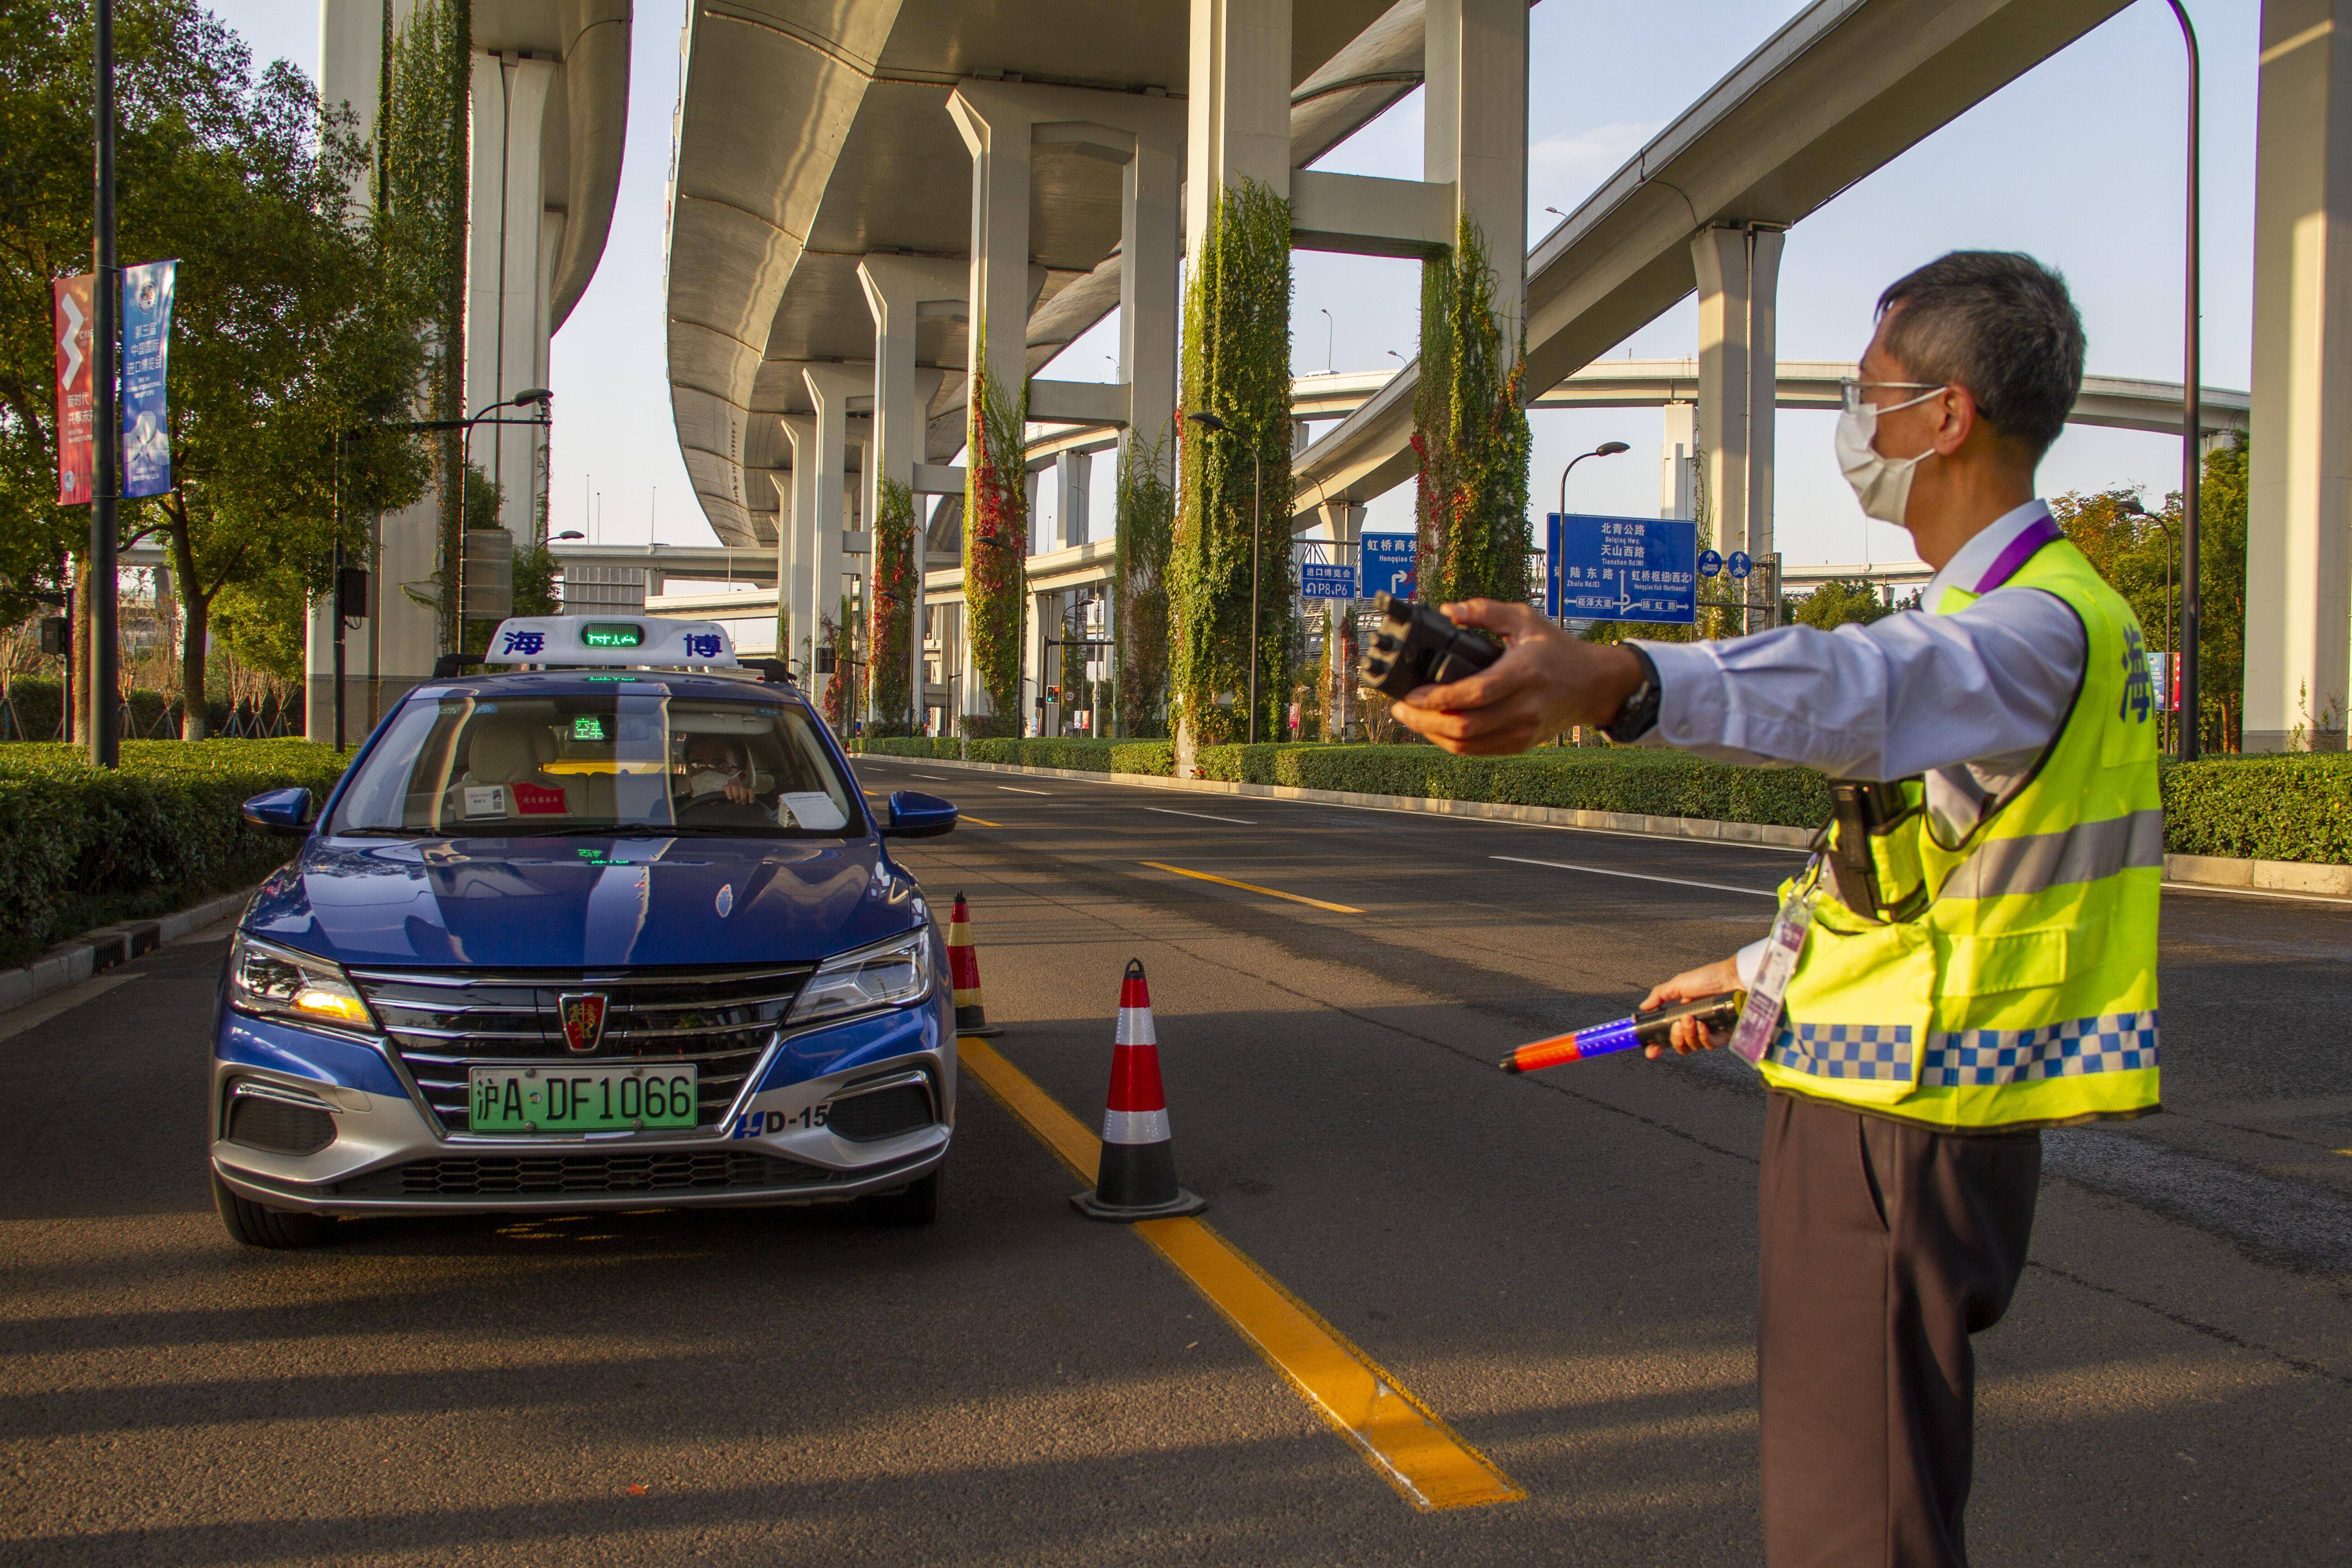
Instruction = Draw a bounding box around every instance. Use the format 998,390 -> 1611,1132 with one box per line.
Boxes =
1546,513 -> 1697,625
120,260 -> 175,500
1358,534 -> 1417,600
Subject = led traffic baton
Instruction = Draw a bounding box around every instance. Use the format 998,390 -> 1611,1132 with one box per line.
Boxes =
1500,991 -> 1746,1074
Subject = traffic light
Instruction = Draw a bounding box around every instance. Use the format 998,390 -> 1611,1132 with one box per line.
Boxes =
37,617 -> 68,657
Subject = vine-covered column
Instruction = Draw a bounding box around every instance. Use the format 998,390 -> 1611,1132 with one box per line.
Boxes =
868,477 -> 916,735
1171,178 -> 1294,765
962,335 -> 1028,737
1112,432 -> 1174,738
1412,217 -> 1532,613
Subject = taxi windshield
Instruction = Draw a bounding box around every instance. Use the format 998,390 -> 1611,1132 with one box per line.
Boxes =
329,689 -> 865,838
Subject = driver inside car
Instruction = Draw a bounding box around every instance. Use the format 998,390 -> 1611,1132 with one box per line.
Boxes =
675,736 -> 773,827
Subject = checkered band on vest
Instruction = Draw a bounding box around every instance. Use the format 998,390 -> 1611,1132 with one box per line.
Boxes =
1918,1011 -> 2161,1087
1767,1022 -> 1916,1082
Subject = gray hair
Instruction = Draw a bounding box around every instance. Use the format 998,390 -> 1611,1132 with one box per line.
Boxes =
1876,252 -> 2084,459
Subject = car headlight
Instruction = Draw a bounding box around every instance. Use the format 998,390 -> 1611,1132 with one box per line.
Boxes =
227,932 -> 377,1033
787,926 -> 932,1028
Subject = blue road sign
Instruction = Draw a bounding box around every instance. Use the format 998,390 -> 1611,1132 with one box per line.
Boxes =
1359,534 -> 1418,600
1300,562 -> 1356,599
1697,548 -> 1724,578
1546,513 -> 1698,625
1727,550 -> 1753,580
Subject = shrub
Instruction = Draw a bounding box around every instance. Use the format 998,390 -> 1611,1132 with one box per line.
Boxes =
0,739 -> 353,961
2161,753 -> 2352,863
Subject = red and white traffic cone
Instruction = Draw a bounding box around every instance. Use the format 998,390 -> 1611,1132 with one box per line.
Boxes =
946,892 -> 1000,1037
1073,959 -> 1204,1221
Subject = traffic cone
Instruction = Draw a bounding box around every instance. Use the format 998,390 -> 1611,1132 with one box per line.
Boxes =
946,892 -> 1000,1037
1073,959 -> 1205,1221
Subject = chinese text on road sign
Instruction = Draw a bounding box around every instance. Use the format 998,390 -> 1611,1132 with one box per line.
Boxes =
1358,534 -> 1417,600
1300,562 -> 1356,599
1546,514 -> 1697,626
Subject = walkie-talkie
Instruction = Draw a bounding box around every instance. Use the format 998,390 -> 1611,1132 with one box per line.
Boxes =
1357,593 -> 1502,700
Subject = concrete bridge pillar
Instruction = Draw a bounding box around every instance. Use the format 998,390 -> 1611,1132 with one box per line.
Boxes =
1187,0 -> 1294,240
1318,499 -> 1365,738
466,52 -> 558,546
768,470 -> 798,666
1661,402 -> 1697,520
1425,0 -> 1528,327
859,257 -> 965,727
803,366 -> 869,716
2246,0 -> 2352,750
779,415 -> 820,675
1692,224 -> 1784,569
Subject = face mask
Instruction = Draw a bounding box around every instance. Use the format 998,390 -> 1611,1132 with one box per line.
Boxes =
1835,387 -> 1943,527
686,769 -> 734,796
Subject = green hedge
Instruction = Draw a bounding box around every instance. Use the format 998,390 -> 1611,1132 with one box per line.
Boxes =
853,736 -> 1177,775
2160,753 -> 2352,863
0,740 -> 354,962
1195,743 -> 1834,827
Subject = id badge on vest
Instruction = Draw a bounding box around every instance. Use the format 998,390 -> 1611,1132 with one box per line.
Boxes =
1728,863 -> 1819,1066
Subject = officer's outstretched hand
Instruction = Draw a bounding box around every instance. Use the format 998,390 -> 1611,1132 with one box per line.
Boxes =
1390,600 -> 1649,755
1638,958 -> 1744,1058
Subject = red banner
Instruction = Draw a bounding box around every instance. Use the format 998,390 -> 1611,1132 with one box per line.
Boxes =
52,274 -> 94,506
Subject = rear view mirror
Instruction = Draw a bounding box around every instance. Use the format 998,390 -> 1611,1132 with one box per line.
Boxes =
880,789 -> 957,839
241,787 -> 315,838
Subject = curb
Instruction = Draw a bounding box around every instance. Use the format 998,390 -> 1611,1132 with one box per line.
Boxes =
0,886 -> 256,1017
862,752 -> 2352,901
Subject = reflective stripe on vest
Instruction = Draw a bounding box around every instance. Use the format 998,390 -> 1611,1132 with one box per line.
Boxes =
1937,807 -> 2165,901
1759,519 -> 2163,1132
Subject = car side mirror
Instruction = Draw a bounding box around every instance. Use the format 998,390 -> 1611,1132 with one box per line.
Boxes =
880,789 -> 957,839
241,787 -> 315,838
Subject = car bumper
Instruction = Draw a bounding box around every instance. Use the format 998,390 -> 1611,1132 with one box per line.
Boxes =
211,994 -> 956,1218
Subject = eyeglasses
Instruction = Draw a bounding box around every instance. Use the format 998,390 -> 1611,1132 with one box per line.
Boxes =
1838,379 -> 1947,415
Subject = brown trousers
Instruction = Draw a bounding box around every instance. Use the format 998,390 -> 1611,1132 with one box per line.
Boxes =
1759,1091 -> 2042,1568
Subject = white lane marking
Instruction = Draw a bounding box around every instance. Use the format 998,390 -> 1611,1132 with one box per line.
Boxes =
1490,854 -> 1779,899
995,785 -> 1051,795
910,774 -> 950,781
1144,807 -> 1258,826
1306,799 -> 1808,854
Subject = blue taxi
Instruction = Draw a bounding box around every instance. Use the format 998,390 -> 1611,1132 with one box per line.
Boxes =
209,616 -> 958,1247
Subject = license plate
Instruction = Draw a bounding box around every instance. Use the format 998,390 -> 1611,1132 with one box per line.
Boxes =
468,1064 -> 699,1132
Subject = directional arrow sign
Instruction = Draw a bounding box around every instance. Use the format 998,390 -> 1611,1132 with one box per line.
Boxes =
1546,513 -> 1697,626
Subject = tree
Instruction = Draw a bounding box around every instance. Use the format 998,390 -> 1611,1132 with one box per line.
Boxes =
1791,579 -> 1895,631
0,0 -> 430,739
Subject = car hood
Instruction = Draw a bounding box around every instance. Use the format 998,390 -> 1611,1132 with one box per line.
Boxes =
245,834 -> 923,970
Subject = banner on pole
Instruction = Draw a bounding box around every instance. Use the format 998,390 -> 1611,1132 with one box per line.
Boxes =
120,260 -> 176,499
52,275 -> 94,506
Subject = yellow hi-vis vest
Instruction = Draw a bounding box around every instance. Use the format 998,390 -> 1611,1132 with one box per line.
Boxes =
1758,519 -> 2163,1132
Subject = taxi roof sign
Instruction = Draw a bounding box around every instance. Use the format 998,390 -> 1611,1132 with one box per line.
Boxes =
483,615 -> 738,668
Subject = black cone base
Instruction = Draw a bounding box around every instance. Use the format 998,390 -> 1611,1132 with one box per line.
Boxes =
955,1004 -> 1001,1038
1071,1137 -> 1205,1222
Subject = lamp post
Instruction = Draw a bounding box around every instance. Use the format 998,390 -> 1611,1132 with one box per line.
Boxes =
454,388 -> 551,649
89,0 -> 119,766
1557,441 -> 1631,522
1186,410 -> 1264,744
2163,0 -> 2204,758
1318,309 -> 1334,375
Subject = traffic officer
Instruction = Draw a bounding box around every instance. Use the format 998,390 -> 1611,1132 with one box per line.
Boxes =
1392,251 -> 2160,1568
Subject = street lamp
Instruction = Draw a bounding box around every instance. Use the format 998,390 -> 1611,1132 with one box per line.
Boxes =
1318,308 -> 1334,375
1186,410 -> 1264,744
552,529 -> 584,541
1557,441 -> 1631,520
456,388 -> 552,647
2163,0 -> 2203,759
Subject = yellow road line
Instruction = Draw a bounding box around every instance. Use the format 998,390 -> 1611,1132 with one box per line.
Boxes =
959,814 -> 1004,827
1136,862 -> 1364,915
957,1037 -> 1522,1513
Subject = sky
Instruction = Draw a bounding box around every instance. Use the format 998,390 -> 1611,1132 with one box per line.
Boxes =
212,0 -> 2258,568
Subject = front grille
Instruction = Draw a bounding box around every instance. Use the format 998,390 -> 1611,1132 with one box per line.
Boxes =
348,965 -> 812,1134
827,1083 -> 935,1142
335,1151 -> 838,1198
227,1095 -> 338,1156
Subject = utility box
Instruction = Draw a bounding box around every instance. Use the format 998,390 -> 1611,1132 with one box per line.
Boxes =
37,616 -> 69,657
335,566 -> 370,620
461,529 -> 513,619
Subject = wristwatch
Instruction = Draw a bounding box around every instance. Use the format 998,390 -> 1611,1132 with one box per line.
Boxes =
1602,645 -> 1662,743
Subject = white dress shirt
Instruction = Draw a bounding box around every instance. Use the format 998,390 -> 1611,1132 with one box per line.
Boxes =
1629,501 -> 2087,985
